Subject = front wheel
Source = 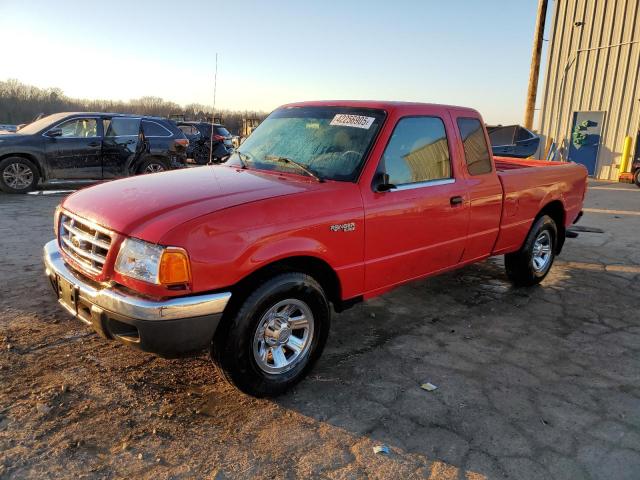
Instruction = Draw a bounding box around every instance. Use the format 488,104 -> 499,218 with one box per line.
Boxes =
211,273 -> 330,397
0,157 -> 39,193
505,215 -> 557,287
634,169 -> 640,188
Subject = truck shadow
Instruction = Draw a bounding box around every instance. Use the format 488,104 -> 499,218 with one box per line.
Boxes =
264,257 -> 639,479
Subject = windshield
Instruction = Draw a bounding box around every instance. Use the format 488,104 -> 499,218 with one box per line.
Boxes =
16,113 -> 69,135
227,106 -> 385,181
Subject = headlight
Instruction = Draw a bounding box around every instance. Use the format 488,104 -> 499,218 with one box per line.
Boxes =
53,205 -> 62,236
115,238 -> 191,286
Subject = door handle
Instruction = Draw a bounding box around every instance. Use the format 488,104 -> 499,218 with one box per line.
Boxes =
88,141 -> 100,147
450,196 -> 464,206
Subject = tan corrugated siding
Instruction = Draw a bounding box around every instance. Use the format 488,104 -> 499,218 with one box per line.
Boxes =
537,0 -> 640,179
403,138 -> 451,181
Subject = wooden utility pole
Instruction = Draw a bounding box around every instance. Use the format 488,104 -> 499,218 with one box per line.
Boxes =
524,0 -> 548,130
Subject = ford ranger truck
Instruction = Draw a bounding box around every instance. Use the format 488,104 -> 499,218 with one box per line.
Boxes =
43,101 -> 587,397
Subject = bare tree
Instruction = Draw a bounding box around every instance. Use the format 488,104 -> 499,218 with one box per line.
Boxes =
0,79 -> 268,135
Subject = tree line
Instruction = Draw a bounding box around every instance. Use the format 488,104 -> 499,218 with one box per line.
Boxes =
0,79 -> 267,135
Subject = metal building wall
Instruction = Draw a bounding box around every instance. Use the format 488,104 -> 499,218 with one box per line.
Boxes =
537,0 -> 640,179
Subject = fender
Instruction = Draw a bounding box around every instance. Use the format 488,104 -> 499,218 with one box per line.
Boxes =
492,179 -> 567,255
0,149 -> 48,180
246,236 -> 330,267
537,188 -> 566,225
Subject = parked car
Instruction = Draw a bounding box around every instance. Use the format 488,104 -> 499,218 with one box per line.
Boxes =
177,121 -> 233,165
487,124 -> 540,158
0,112 -> 189,193
0,124 -> 18,134
43,100 -> 587,397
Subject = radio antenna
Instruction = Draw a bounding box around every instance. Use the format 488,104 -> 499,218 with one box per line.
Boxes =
208,53 -> 218,165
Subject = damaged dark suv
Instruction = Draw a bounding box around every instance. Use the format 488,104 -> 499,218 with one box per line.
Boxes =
0,112 -> 189,193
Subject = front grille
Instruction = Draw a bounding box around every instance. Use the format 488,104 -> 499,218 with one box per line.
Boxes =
58,212 -> 113,275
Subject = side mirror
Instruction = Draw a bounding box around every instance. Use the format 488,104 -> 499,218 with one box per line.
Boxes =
375,172 -> 396,192
46,127 -> 62,138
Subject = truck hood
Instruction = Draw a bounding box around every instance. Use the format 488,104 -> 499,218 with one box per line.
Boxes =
62,165 -> 323,242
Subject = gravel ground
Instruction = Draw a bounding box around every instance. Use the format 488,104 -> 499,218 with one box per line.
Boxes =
1,181 -> 639,479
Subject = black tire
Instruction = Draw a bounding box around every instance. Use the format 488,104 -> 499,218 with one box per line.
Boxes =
212,272 -> 330,397
505,215 -> 558,287
137,158 -> 169,175
0,156 -> 39,193
192,144 -> 210,165
634,169 -> 640,188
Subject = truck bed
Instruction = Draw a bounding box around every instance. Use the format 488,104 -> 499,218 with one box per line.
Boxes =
492,156 -> 588,255
494,156 -> 567,171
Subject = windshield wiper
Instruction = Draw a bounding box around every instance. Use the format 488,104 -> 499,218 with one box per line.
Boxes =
235,150 -> 250,169
264,155 -> 324,182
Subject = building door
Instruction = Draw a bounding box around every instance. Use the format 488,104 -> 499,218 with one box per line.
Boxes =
568,111 -> 604,176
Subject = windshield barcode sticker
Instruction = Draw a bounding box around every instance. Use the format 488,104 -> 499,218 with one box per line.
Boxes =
330,114 -> 375,129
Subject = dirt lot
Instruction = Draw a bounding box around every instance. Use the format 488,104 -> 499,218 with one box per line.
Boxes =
1,182 -> 640,479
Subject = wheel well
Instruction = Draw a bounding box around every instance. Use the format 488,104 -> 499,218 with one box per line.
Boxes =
230,256 -> 343,312
132,155 -> 169,174
537,200 -> 566,253
0,153 -> 44,179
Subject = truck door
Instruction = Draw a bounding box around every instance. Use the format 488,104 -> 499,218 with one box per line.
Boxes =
363,115 -> 470,292
453,116 -> 503,262
43,117 -> 102,179
101,117 -> 142,178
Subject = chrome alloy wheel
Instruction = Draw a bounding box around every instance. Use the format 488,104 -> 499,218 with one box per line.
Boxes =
532,230 -> 552,273
144,163 -> 165,173
252,299 -> 314,375
3,163 -> 34,189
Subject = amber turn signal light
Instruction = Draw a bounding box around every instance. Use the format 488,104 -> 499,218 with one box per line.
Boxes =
158,248 -> 191,286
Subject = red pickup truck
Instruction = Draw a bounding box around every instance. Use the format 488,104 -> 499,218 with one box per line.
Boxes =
44,101 -> 587,396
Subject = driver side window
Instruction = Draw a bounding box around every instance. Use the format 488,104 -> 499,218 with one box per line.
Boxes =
381,116 -> 452,186
56,118 -> 98,138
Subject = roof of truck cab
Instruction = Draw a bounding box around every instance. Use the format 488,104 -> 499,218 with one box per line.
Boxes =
279,100 -> 481,117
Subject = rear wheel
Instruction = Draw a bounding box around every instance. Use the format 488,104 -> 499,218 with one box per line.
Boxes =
192,144 -> 210,165
211,273 -> 330,397
0,157 -> 39,193
137,158 -> 169,174
634,169 -> 640,188
505,215 -> 557,287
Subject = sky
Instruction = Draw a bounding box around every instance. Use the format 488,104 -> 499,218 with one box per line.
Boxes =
0,0 -> 552,125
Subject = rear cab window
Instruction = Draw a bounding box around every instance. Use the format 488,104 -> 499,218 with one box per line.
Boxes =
379,116 -> 452,187
457,117 -> 492,175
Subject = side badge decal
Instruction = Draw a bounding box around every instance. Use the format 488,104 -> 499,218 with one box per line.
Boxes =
330,222 -> 356,232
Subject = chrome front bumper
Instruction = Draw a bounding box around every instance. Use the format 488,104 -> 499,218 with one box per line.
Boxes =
43,240 -> 231,356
